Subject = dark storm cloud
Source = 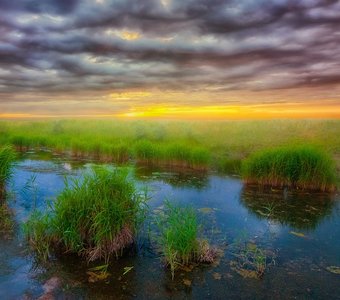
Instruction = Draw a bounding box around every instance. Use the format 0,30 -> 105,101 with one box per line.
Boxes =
1,0 -> 340,102
0,0 -> 79,14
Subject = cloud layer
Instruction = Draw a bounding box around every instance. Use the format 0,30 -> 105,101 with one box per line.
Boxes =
1,0 -> 340,116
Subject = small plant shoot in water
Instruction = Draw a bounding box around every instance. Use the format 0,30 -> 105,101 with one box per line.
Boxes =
230,235 -> 276,279
157,200 -> 216,279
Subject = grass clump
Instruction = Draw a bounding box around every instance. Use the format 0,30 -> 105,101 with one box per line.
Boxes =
0,145 -> 16,202
24,211 -> 53,261
242,145 -> 337,192
25,167 -> 148,262
157,201 -> 216,279
134,140 -> 210,169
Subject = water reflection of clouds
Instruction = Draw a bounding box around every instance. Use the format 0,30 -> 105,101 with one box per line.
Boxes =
135,165 -> 210,190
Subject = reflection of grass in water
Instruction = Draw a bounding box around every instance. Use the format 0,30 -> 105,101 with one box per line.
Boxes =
157,201 -> 216,279
242,145 -> 337,192
135,165 -> 209,190
241,187 -> 335,230
24,167 -> 148,263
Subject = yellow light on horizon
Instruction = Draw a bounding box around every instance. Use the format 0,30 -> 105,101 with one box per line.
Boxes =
0,113 -> 32,118
115,103 -> 340,120
2,100 -> 340,120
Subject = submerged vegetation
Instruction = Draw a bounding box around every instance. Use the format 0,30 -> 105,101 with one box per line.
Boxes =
230,238 -> 276,279
242,146 -> 337,192
25,167 -> 148,262
157,201 -> 216,279
241,187 -> 335,230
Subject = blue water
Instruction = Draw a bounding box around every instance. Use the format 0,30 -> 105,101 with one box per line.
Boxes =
0,152 -> 339,299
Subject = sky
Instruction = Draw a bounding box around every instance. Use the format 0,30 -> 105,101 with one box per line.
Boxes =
1,0 -> 340,119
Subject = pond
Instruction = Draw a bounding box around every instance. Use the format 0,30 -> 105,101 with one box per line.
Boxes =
1,151 -> 340,299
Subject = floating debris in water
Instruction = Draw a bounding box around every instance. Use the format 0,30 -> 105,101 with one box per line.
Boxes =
246,243 -> 257,251
229,261 -> 258,279
42,277 -> 62,294
198,207 -> 214,214
123,266 -> 134,276
289,231 -> 306,238
326,266 -> 340,274
212,272 -> 222,280
179,264 -> 195,273
87,271 -> 110,283
183,279 -> 192,286
87,264 -> 110,283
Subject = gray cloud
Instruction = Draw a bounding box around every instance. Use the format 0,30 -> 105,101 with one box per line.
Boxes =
0,0 -> 340,105
0,0 -> 80,14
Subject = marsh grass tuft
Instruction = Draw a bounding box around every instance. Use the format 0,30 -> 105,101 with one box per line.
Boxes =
25,167 -> 148,262
134,140 -> 210,169
0,145 -> 16,202
242,145 -> 337,192
24,211 -> 53,262
157,201 -> 216,279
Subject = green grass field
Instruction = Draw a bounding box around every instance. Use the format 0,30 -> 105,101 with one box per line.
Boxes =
0,119 -> 339,181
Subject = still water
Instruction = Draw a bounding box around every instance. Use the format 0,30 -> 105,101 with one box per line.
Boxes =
0,151 -> 339,299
